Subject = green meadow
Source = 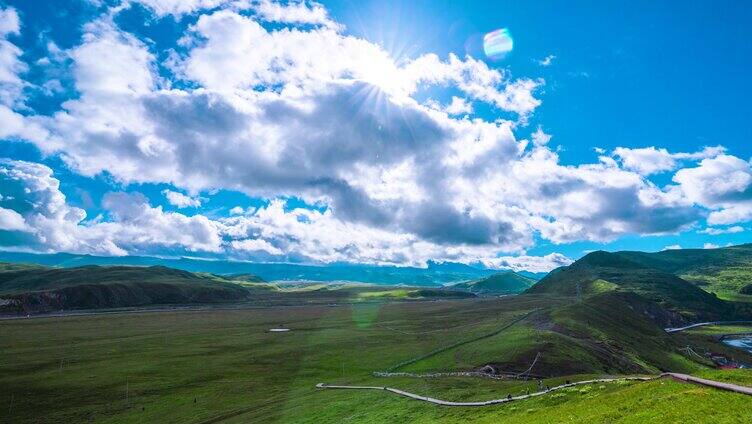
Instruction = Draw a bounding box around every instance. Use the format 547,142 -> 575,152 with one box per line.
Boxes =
2,297 -> 751,423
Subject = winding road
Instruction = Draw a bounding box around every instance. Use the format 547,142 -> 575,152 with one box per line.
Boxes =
316,373 -> 752,407
665,321 -> 752,333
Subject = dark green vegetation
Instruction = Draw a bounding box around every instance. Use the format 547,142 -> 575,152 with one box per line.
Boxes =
0,263 -> 259,313
451,271 -> 536,295
2,298 -> 751,423
0,263 -> 477,314
527,250 -> 742,323
0,263 -> 261,293
616,244 -> 752,301
396,290 -> 724,378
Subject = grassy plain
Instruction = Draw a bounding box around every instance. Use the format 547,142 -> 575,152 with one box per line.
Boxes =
2,296 -> 752,423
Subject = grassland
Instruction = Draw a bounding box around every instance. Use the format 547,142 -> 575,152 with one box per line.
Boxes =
2,296 -> 751,423
450,271 -> 536,295
619,244 -> 752,301
681,266 -> 752,302
3,249 -> 752,423
0,262 -> 481,314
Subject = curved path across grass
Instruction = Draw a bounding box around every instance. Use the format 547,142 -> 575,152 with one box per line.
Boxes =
316,373 -> 752,407
665,321 -> 752,333
664,372 -> 752,395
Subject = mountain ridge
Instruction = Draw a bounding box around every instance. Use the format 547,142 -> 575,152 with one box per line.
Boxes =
525,250 -> 735,322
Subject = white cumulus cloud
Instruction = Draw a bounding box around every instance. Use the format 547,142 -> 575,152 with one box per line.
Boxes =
0,1 -> 750,270
0,207 -> 26,231
613,145 -> 724,176
162,189 -> 202,208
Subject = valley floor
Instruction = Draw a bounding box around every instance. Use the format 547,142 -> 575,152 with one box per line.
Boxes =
1,297 -> 751,423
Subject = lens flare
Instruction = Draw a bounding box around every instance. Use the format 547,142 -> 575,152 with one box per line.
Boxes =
483,28 -> 513,60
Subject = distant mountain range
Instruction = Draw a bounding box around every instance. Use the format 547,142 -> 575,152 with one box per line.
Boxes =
0,251 -> 542,286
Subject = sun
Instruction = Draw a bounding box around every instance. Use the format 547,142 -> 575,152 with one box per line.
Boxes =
356,50 -> 412,102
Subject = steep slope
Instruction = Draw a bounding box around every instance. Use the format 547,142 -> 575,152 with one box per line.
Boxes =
453,271 -> 536,294
525,251 -> 732,322
504,291 -> 703,376
0,263 -> 262,313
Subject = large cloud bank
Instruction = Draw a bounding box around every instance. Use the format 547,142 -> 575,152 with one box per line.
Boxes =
0,1 -> 750,271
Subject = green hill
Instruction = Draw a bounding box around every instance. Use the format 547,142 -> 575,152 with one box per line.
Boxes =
617,244 -> 752,300
525,251 -> 733,322
389,289 -> 716,378
0,262 -> 480,314
0,263 -> 264,313
423,248 -> 752,377
453,271 -> 536,294
618,244 -> 752,274
535,291 -> 705,375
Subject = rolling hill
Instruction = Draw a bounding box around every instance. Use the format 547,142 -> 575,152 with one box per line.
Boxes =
525,251 -> 734,322
452,271 -> 536,294
617,244 -> 752,274
415,248 -> 752,378
436,248 -> 752,377
617,244 -> 752,299
0,262 -> 481,314
524,291 -> 704,375
0,263 -> 264,313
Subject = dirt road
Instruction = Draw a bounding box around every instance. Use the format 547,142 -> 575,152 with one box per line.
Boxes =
316,372 -> 752,407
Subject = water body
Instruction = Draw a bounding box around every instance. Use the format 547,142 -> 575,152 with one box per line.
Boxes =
722,336 -> 752,354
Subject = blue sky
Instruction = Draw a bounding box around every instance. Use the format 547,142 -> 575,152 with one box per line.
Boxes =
0,0 -> 751,271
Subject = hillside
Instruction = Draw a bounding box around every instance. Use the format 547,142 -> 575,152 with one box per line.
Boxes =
618,244 -> 752,274
544,291 -> 701,372
0,263 -> 255,293
0,263 -> 264,314
618,244 -> 752,299
525,251 -> 733,322
452,271 -> 536,295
